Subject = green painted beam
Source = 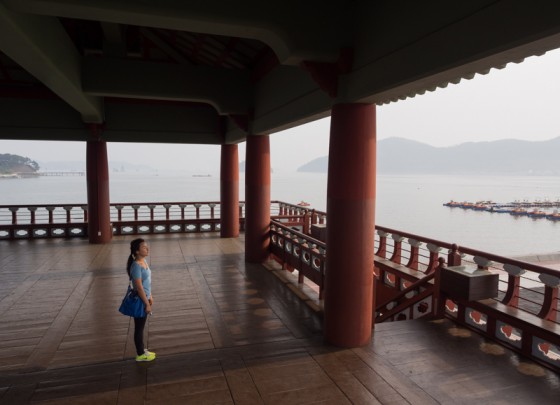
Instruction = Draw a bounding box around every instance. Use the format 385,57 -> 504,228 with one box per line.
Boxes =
82,57 -> 250,115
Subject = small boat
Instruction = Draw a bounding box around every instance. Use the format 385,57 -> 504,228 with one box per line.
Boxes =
510,207 -> 528,216
297,200 -> 310,207
443,200 -> 462,207
546,210 -> 560,221
473,203 -> 487,211
527,209 -> 547,218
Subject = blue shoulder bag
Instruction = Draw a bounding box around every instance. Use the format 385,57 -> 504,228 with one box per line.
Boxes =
118,278 -> 145,318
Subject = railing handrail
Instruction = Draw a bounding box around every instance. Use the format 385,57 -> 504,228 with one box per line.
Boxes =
270,219 -> 326,249
0,201 -> 246,209
376,225 -> 454,250
375,271 -> 436,312
375,225 -> 560,278
281,204 -> 560,277
377,287 -> 434,323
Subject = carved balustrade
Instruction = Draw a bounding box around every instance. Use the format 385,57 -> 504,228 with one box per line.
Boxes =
0,204 -> 88,238
0,201 -> 249,239
270,204 -> 560,371
269,220 -> 326,299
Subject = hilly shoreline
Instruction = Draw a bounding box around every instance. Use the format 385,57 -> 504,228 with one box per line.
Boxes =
298,137 -> 560,175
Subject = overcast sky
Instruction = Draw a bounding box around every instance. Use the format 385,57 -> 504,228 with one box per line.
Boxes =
1,47 -> 559,172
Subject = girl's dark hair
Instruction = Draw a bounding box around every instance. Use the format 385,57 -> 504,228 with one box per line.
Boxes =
126,238 -> 145,277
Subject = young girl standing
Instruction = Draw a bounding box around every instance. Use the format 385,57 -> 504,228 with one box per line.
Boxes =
126,238 -> 156,362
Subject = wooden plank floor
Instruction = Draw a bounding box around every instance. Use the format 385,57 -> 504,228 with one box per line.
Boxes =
0,234 -> 559,404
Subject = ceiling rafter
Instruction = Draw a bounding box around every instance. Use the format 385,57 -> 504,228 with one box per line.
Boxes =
190,34 -> 207,65
140,28 -> 193,65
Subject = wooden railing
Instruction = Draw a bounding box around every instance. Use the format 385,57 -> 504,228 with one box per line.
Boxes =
269,204 -> 560,372
0,204 -> 90,238
0,201 -> 244,239
269,220 -> 326,299
0,200 -> 295,239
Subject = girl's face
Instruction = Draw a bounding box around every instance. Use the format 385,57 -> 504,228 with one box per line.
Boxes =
136,242 -> 149,258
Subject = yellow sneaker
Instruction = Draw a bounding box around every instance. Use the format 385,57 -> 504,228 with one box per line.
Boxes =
144,349 -> 156,357
136,352 -> 156,362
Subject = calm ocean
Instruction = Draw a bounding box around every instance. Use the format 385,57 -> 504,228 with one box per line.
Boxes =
1,172 -> 559,256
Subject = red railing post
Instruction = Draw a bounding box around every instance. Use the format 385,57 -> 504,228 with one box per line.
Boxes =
115,205 -> 124,221
390,234 -> 404,264
194,204 -> 201,219
163,204 -> 171,220
148,204 -> 156,221
433,257 -> 446,318
64,206 -> 72,223
209,203 -> 217,231
132,205 -> 140,221
303,211 -> 310,235
28,207 -> 36,224
406,238 -> 421,271
537,274 -> 560,321
502,264 -> 525,307
46,206 -> 55,224
425,243 -> 442,274
447,243 -> 462,267
9,207 -> 18,224
376,230 -> 388,258
179,204 -> 186,220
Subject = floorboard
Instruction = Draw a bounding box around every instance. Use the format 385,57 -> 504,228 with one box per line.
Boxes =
0,234 -> 559,404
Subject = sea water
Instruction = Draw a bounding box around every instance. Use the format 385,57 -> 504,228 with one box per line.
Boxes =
1,172 -> 558,256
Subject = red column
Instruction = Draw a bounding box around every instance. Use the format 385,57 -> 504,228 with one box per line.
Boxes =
86,137 -> 112,244
244,135 -> 270,262
324,103 -> 376,347
220,144 -> 239,237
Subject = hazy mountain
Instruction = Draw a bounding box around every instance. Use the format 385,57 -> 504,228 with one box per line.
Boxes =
298,137 -> 560,175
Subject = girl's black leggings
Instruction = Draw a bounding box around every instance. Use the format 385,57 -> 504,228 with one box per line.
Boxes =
134,316 -> 147,356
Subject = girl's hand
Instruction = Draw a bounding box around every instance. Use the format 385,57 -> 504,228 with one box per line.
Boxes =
149,297 -> 153,305
145,303 -> 152,314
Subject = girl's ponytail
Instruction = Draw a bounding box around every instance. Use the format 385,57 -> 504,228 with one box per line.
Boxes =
126,238 -> 144,277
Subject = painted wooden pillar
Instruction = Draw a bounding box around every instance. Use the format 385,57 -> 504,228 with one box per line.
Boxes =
220,144 -> 239,238
324,103 -> 376,347
244,135 -> 270,262
86,127 -> 112,244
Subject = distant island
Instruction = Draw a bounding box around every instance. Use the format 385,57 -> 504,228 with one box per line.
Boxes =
0,154 -> 39,177
37,160 -> 156,173
0,155 -> 158,177
298,137 -> 560,175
